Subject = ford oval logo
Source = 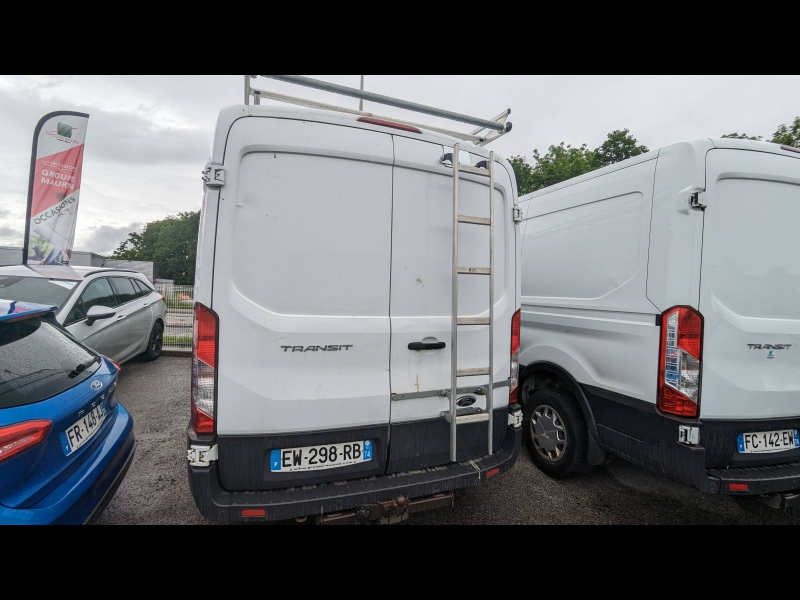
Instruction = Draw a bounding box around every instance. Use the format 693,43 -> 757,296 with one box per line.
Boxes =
456,396 -> 476,407
91,380 -> 103,390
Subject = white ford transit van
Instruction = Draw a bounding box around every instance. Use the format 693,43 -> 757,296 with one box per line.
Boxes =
518,138 -> 800,504
188,94 -> 523,522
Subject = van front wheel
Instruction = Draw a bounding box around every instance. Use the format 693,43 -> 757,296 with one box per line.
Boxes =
523,388 -> 591,478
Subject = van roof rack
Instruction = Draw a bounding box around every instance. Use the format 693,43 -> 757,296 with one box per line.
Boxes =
245,75 -> 512,146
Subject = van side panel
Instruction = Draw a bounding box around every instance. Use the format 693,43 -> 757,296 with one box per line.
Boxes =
519,159 -> 660,403
213,117 -> 394,436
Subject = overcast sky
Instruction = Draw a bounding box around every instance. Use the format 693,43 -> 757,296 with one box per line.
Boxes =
1,75 -> 798,255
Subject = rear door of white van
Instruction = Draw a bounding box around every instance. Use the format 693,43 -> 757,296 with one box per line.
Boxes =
699,148 -> 800,423
387,137 -> 515,471
211,116 -> 394,490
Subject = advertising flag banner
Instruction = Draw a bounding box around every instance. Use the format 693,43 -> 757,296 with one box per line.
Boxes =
23,111 -> 89,265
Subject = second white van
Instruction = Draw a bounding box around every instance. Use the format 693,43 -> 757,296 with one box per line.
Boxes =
518,138 -> 800,506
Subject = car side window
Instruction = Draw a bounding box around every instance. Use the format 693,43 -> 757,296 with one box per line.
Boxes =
132,279 -> 150,298
110,277 -> 138,305
80,278 -> 117,313
65,298 -> 86,325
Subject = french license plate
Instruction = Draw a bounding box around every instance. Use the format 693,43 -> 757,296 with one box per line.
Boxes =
270,440 -> 373,472
60,404 -> 106,456
737,429 -> 800,454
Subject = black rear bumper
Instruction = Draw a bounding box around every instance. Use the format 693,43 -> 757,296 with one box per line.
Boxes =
188,423 -> 522,523
583,384 -> 800,496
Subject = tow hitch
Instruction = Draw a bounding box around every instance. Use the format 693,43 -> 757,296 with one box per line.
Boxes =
316,492 -> 455,525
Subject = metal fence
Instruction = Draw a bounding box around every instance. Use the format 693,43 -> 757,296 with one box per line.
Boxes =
155,284 -> 194,353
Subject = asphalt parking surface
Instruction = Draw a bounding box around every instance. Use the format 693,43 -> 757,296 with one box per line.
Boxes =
95,355 -> 800,525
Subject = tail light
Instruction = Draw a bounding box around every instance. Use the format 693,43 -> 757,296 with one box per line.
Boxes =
509,308 -> 521,405
192,303 -> 218,434
357,117 -> 421,133
657,306 -> 703,418
0,420 -> 52,464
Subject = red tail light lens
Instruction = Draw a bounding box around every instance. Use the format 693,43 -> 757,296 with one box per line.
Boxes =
510,309 -> 521,405
357,117 -> 421,133
657,306 -> 703,418
0,420 -> 52,464
192,303 -> 218,434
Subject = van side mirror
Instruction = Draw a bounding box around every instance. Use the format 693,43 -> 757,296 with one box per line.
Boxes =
86,305 -> 116,326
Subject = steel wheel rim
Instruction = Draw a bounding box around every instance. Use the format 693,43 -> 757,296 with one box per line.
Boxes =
151,325 -> 163,355
530,404 -> 567,462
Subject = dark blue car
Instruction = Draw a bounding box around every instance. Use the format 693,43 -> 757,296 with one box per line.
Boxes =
0,299 -> 136,524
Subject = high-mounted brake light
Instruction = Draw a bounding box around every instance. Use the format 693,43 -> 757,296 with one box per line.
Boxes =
192,303 -> 218,434
509,309 -> 521,405
657,306 -> 703,418
0,420 -> 52,464
357,117 -> 421,134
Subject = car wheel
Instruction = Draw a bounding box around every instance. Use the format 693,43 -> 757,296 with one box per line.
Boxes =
523,387 -> 591,478
143,321 -> 163,361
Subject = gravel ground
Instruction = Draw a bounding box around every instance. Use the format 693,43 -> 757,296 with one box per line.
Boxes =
94,355 -> 800,525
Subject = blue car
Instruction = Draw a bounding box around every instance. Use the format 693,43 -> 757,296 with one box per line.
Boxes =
0,299 -> 136,524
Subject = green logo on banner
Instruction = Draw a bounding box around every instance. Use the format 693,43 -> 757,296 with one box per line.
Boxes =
56,122 -> 73,138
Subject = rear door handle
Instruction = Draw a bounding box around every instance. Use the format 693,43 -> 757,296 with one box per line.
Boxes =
408,342 -> 446,351
143,302 -> 150,307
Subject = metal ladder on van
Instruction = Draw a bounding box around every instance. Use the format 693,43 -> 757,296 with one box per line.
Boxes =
444,144 -> 496,462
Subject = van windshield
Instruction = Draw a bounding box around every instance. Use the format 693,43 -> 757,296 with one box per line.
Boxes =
0,318 -> 100,409
0,276 -> 77,308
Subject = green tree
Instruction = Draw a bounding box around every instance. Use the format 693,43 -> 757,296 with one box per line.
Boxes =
592,129 -> 649,168
721,132 -> 763,140
509,129 -> 648,194
771,116 -> 800,147
508,155 -> 536,195
111,211 -> 200,285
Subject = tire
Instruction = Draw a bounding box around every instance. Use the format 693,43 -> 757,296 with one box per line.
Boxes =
523,387 -> 592,478
143,321 -> 163,361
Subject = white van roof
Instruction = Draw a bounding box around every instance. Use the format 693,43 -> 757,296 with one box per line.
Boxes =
209,104 -> 506,166
520,138 -> 800,202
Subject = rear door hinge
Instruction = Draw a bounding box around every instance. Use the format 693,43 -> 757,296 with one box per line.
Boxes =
202,165 -> 225,187
513,205 -> 523,222
689,191 -> 706,210
187,444 -> 218,467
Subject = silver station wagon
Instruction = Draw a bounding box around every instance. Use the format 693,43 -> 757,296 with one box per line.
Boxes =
0,265 -> 167,364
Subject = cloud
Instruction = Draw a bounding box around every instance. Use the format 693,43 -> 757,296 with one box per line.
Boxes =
73,222 -> 143,256
0,225 -> 23,247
